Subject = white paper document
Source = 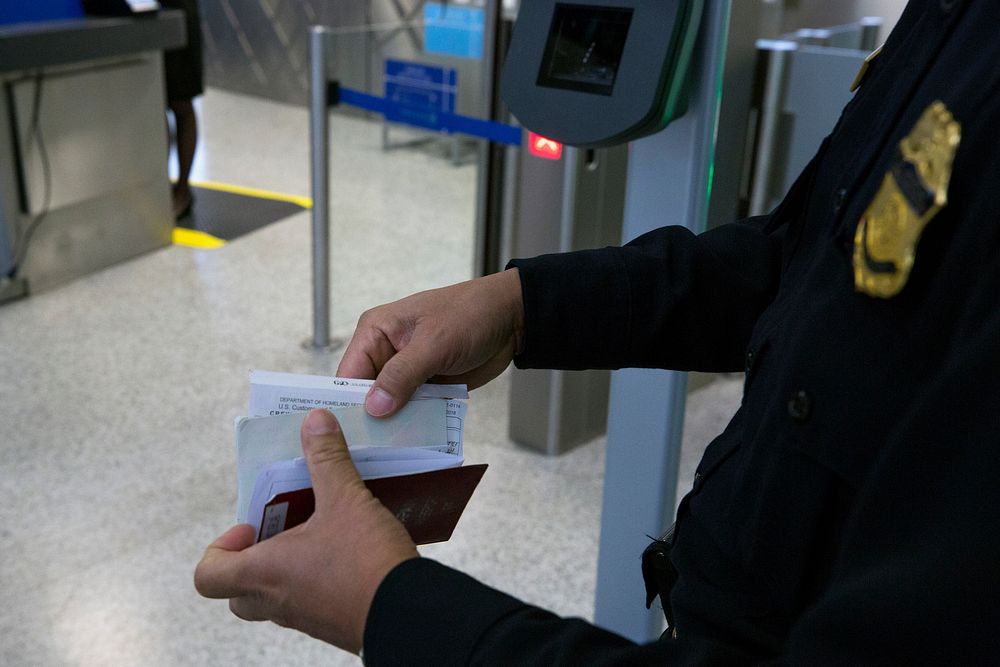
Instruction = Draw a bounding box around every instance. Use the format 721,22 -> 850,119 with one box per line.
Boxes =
248,369 -> 469,455
235,371 -> 470,537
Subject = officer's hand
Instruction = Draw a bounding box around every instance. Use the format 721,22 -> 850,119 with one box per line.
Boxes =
337,268 -> 524,417
194,409 -> 418,654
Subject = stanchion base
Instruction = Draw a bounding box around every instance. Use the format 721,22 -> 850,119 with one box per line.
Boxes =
301,336 -> 346,353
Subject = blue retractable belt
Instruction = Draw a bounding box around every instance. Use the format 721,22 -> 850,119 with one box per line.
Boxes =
330,83 -> 523,148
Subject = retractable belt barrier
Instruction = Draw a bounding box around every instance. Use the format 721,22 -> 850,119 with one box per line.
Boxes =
330,83 -> 524,147
307,22 -> 523,351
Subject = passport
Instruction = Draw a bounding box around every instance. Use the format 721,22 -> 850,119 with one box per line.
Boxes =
258,463 -> 488,544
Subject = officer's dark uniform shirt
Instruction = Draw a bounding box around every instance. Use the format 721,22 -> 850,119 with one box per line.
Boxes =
364,1 -> 1000,662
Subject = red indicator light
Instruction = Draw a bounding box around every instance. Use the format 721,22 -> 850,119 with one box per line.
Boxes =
528,132 -> 563,160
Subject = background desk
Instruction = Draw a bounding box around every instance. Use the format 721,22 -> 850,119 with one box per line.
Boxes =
0,12 -> 185,297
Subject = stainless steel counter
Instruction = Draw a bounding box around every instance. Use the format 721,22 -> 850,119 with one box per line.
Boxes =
0,13 -> 184,73
0,11 -> 185,298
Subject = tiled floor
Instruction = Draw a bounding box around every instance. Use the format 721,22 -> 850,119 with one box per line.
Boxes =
0,88 -> 743,666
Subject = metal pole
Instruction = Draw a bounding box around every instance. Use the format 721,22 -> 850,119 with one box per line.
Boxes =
749,40 -> 795,216
308,25 -> 332,350
472,0 -> 506,277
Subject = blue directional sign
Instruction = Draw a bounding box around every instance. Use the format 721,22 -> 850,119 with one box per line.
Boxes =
383,59 -> 458,133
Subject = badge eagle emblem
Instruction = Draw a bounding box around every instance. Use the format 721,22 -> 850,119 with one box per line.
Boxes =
853,101 -> 961,298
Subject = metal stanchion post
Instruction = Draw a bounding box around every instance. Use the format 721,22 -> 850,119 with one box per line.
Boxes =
749,40 -> 795,216
306,25 -> 342,351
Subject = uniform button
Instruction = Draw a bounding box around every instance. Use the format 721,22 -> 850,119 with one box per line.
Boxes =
787,390 -> 812,422
939,0 -> 956,12
833,188 -> 847,213
745,349 -> 755,371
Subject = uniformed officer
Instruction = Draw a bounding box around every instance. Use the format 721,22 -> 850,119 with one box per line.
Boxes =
195,0 -> 1000,662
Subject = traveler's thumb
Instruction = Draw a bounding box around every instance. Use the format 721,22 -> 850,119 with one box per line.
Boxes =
300,409 -> 364,511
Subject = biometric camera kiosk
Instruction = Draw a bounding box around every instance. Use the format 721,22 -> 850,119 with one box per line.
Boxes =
502,0 -> 703,147
500,0 -> 737,643
502,0 -> 704,454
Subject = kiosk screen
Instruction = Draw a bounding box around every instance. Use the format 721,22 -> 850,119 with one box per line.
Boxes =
536,5 -> 633,96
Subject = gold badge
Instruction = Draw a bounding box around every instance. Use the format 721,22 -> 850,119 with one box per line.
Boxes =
853,101 -> 962,298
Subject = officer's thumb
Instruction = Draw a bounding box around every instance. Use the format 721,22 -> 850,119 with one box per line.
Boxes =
300,409 -> 366,512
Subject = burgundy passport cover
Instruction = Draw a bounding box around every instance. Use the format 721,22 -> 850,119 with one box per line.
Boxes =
259,464 -> 488,545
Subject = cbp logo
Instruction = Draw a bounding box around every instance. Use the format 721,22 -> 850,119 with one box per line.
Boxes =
528,132 -> 563,160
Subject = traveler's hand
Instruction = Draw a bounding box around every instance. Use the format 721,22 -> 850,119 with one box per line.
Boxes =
194,409 -> 418,654
337,268 -> 524,417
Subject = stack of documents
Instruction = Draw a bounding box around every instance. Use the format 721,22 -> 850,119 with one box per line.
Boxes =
235,370 -> 486,544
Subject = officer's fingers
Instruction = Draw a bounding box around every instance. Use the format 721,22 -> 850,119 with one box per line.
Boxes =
336,333 -> 384,380
365,339 -> 443,417
300,409 -> 367,512
336,309 -> 407,380
194,524 -> 257,599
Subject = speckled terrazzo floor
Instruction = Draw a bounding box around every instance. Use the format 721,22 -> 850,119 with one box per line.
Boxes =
0,88 -> 743,666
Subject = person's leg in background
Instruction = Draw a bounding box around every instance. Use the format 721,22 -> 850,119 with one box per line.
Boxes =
162,0 -> 203,221
168,97 -> 197,218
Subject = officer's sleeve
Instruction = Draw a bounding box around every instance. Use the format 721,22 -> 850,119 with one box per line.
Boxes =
505,135 -> 824,374
363,558 -> 755,665
506,216 -> 783,373
363,249 -> 1000,666
774,250 -> 1000,663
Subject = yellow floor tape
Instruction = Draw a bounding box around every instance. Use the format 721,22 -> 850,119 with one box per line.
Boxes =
189,180 -> 313,210
172,227 -> 226,249
170,181 -> 310,249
